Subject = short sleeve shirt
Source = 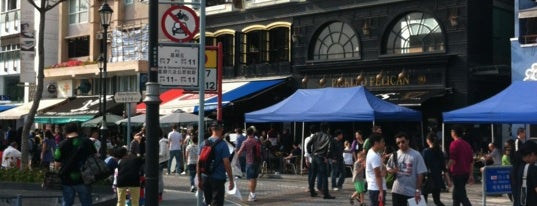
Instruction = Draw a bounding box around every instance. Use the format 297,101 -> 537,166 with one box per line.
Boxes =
366,149 -> 387,191
202,137 -> 230,180
449,139 -> 473,175
185,144 -> 199,165
387,148 -> 428,196
240,138 -> 259,164
168,131 -> 183,151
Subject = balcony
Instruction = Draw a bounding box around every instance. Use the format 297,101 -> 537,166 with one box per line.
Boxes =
521,34 -> 537,45
0,9 -> 20,37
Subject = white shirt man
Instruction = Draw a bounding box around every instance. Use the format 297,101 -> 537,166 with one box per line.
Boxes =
365,134 -> 387,206
2,142 -> 21,168
168,125 -> 183,174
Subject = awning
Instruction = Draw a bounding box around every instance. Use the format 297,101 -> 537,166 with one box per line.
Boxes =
0,105 -> 18,112
0,99 -> 66,120
374,89 -> 446,107
159,78 -> 286,114
519,7 -> 537,19
194,79 -> 285,112
35,96 -> 121,124
136,88 -> 184,113
35,115 -> 95,124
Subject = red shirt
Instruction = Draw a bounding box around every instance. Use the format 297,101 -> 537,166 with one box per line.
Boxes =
240,138 -> 260,164
449,138 -> 473,175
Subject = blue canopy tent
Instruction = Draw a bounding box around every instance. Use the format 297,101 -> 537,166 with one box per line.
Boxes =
442,81 -> 537,146
245,86 -> 422,123
245,86 -> 422,173
443,81 -> 537,124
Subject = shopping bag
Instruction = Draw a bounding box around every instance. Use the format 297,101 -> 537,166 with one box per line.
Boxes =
231,153 -> 243,177
225,180 -> 242,201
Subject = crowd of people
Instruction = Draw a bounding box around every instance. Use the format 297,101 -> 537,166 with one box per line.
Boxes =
2,122 -> 537,206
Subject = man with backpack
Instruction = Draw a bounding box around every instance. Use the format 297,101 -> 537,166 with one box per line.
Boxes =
197,122 -> 234,206
236,127 -> 261,202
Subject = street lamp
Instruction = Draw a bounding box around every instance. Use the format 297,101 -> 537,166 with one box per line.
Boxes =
99,1 -> 113,158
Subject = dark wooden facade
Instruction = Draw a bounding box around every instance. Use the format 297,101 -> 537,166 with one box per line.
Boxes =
206,0 -> 512,122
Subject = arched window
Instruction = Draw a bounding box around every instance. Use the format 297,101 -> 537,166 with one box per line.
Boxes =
383,12 -> 445,54
310,22 -> 360,60
216,34 -> 234,67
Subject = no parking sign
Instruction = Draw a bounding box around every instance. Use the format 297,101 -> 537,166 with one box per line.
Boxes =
160,5 -> 199,42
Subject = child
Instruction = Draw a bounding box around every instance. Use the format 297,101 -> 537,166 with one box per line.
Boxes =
343,140 -> 354,166
116,147 -> 144,206
350,152 -> 366,206
185,135 -> 199,193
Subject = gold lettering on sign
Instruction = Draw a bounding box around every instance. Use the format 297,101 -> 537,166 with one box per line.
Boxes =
331,75 -> 410,87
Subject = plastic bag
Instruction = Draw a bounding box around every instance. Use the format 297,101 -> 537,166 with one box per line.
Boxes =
225,180 -> 242,201
231,153 -> 243,177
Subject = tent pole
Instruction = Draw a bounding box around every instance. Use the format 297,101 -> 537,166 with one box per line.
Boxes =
301,122 -> 305,175
491,123 -> 494,144
442,123 -> 445,153
294,122 -> 297,144
421,121 -> 424,148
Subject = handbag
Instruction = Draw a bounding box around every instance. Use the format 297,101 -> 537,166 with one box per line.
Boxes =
42,171 -> 62,190
80,154 -> 110,184
422,172 -> 435,193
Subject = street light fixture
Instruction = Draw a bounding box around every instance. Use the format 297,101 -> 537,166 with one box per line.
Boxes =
99,1 -> 113,158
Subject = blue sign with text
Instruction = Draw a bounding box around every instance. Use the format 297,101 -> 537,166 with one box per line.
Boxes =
483,166 -> 512,194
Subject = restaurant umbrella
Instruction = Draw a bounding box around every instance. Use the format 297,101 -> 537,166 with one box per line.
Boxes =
81,113 -> 124,127
159,111 -> 212,126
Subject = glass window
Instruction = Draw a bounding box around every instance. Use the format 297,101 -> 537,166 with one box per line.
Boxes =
246,30 -> 267,64
67,36 -> 90,58
69,0 -> 88,24
268,27 -> 289,62
216,34 -> 234,67
383,12 -> 445,54
311,22 -> 360,60
124,0 -> 133,5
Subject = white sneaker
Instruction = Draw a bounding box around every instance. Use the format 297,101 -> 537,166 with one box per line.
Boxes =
181,171 -> 187,175
248,193 -> 256,202
333,187 -> 339,191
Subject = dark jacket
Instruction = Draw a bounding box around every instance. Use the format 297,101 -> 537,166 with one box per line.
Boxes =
307,132 -> 333,158
116,154 -> 144,187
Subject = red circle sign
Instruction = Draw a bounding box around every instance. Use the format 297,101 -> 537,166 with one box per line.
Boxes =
161,5 -> 199,42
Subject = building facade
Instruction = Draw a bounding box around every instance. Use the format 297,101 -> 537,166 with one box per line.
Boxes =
45,0 -> 149,99
512,0 -> 537,82
206,0 -> 513,124
0,0 -> 59,103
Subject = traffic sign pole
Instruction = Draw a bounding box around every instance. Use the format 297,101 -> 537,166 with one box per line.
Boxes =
197,1 -> 206,205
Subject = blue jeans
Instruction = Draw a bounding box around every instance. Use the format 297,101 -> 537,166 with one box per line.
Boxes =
313,155 -> 330,196
168,150 -> 183,174
62,184 -> 92,206
331,160 -> 345,188
368,190 -> 386,206
452,174 -> 472,206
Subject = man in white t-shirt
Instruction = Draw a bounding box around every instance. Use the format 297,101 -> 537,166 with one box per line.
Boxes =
168,124 -> 183,175
366,134 -> 387,206
304,125 -> 319,196
386,132 -> 427,206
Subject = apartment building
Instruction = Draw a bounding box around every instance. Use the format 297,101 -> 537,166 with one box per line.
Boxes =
0,0 -> 59,103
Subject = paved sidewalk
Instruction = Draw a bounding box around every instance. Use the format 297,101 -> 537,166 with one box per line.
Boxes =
162,173 -> 512,206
